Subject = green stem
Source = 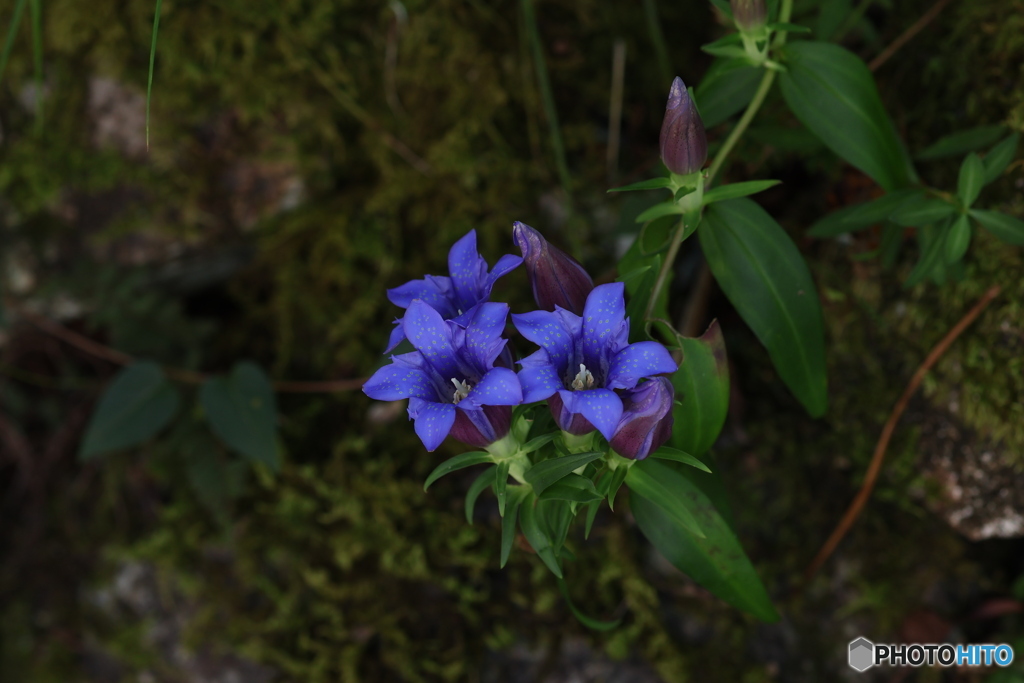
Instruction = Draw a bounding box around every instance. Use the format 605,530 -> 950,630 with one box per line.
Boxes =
642,0 -> 673,85
145,0 -> 164,148
643,0 -> 793,327
521,0 -> 574,212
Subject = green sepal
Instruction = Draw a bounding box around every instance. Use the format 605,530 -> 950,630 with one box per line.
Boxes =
423,451 -> 492,490
605,464 -> 630,512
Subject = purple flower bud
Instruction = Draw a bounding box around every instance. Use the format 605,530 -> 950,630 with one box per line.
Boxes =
730,0 -> 766,31
609,377 -> 675,460
512,221 -> 594,316
659,77 -> 707,177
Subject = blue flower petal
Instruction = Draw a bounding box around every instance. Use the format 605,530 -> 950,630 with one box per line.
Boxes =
387,275 -> 457,318
362,353 -> 437,401
485,253 -> 524,292
384,319 -> 407,353
408,398 -> 457,452
462,367 -> 523,408
464,302 -> 510,372
581,282 -> 628,371
568,388 -> 623,441
606,341 -> 679,390
512,309 -> 575,373
448,230 -> 489,312
403,300 -> 461,380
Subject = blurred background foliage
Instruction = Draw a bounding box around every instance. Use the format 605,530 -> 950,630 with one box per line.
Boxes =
1,0 -> 1023,680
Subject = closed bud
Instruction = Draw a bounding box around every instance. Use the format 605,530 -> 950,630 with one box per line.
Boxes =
512,221 -> 594,316
609,377 -> 675,460
730,0 -> 767,32
659,77 -> 707,177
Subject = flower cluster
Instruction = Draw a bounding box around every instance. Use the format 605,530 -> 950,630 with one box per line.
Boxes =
363,225 -> 679,460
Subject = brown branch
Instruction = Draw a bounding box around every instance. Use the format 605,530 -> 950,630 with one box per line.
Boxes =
869,0 -> 955,72
802,285 -> 1001,585
7,301 -> 365,393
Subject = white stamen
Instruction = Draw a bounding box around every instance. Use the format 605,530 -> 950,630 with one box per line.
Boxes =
451,378 -> 472,404
570,363 -> 595,391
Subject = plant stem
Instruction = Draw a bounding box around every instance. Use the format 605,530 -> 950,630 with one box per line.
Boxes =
643,0 -> 794,326
642,0 -> 673,86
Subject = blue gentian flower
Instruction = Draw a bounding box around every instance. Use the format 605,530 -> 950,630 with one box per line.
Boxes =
609,377 -> 675,460
363,300 -> 523,451
385,230 -> 523,352
512,282 -> 678,440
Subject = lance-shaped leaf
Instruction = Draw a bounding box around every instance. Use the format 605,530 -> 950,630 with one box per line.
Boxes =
465,466 -> 496,523
703,180 -> 781,206
917,125 -> 1006,161
670,321 -> 730,456
889,196 -> 956,227
808,188 -> 923,238
80,361 -> 180,460
201,361 -> 280,471
538,473 -> 602,503
779,41 -> 914,191
958,153 -> 984,208
695,58 -> 762,128
904,223 -> 949,288
608,177 -> 671,193
557,578 -> 622,631
700,199 -> 828,417
500,486 -> 529,567
523,450 -> 604,496
625,460 -> 704,539
971,210 -> 1024,246
635,202 -> 684,224
945,214 -> 972,264
424,451 -> 492,490
650,446 -> 713,472
631,459 -> 779,622
982,134 -> 1019,184
518,493 -> 563,577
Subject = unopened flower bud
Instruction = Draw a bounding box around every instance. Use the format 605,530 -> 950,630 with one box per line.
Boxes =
609,377 -> 675,460
659,77 -> 707,177
512,221 -> 594,316
730,0 -> 767,32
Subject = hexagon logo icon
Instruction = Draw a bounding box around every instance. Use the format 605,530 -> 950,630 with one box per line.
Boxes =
849,637 -> 875,672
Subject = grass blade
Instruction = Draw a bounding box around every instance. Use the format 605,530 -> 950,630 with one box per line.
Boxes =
146,0 -> 164,148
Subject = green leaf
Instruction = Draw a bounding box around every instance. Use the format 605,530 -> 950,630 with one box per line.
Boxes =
619,258 -> 659,341
701,44 -> 749,60
700,199 -> 828,417
145,0 -> 164,147
500,487 -> 529,568
971,210 -> 1024,246
916,124 -> 1006,161
607,177 -> 671,193
630,459 -> 779,622
779,41 -> 914,191
982,134 -> 1019,185
518,493 -> 563,577
904,224 -> 948,288
957,153 -> 984,208
423,451 -> 492,490
539,473 -> 602,503
625,460 -> 705,539
670,321 -> 730,456
521,432 -> 557,454
695,58 -> 762,128
709,0 -> 733,18
703,180 -> 781,205
814,0 -> 849,38
944,214 -> 971,264
889,197 -> 956,227
807,188 -> 923,238
465,466 -> 496,524
770,21 -> 811,33
524,450 -> 604,496
605,464 -> 630,511
557,578 -> 622,631
200,361 -> 280,471
635,202 -> 684,224
79,361 -> 180,460
495,460 -> 511,516
650,446 -> 713,472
